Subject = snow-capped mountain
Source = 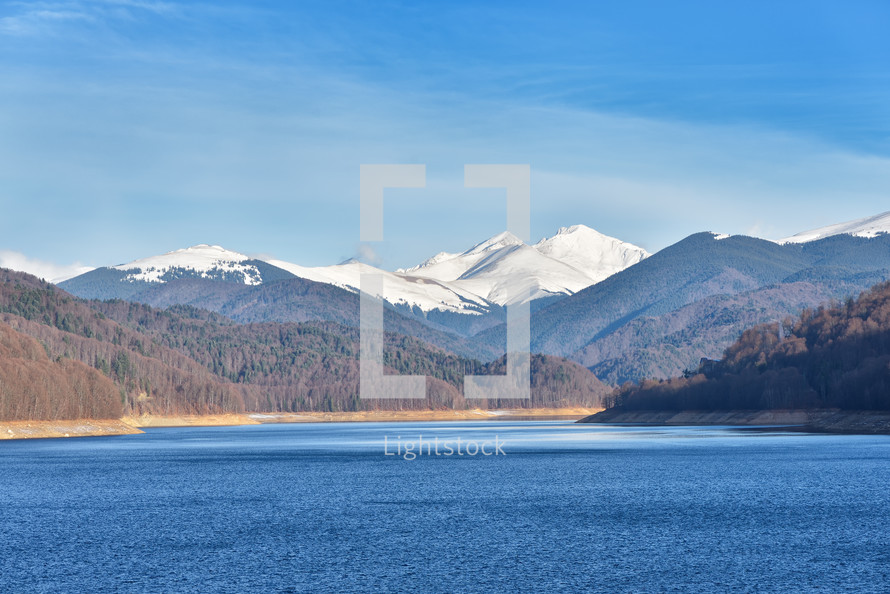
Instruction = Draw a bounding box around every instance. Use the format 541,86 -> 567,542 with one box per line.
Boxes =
429,239 -> 594,305
395,225 -> 648,305
273,225 -> 649,310
532,225 -> 648,284
58,244 -> 297,301
112,244 -> 267,285
780,211 -> 890,244
58,225 -> 649,316
265,258 -> 492,315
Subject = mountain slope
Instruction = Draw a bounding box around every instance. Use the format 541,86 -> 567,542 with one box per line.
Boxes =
523,232 -> 811,358
0,270 -> 248,417
266,259 -> 493,315
127,277 -> 501,361
577,275 -> 887,385
780,211 -> 890,243
598,279 -> 890,413
111,244 -> 274,285
401,231 -> 526,281
448,242 -> 595,304
61,253 -> 500,359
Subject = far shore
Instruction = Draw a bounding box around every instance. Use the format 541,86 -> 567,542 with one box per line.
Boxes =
1,407 -> 601,440
578,408 -> 890,434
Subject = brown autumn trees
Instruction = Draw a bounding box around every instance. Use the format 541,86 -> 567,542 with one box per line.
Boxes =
0,324 -> 122,420
0,269 -> 608,420
606,281 -> 890,412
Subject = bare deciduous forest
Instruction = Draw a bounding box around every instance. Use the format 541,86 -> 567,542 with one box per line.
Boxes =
0,269 -> 608,420
606,281 -> 890,412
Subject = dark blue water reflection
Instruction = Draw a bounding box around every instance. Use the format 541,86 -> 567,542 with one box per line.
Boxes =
2,422 -> 889,592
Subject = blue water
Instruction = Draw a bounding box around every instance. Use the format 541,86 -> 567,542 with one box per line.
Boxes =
2,422 -> 890,593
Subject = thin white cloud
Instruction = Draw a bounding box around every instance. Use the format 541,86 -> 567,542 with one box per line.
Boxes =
0,251 -> 94,283
0,7 -> 94,36
0,0 -> 182,37
97,0 -> 180,14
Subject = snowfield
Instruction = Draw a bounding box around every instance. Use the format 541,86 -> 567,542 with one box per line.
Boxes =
112,244 -> 264,285
109,226 -> 651,314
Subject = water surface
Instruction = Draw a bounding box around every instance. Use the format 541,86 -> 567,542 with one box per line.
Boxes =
2,422 -> 889,592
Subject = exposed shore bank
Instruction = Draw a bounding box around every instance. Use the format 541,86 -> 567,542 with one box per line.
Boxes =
243,407 -> 599,424
1,407 -> 600,440
0,419 -> 144,440
579,408 -> 890,434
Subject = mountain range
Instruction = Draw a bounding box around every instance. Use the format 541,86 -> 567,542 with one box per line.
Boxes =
61,225 -> 648,316
46,210 -> 890,389
522,231 -> 890,384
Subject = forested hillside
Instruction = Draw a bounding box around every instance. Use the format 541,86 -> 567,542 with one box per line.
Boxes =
1,271 -> 248,417
578,274 -> 887,385
603,280 -> 890,412
0,323 -> 121,421
1,269 -> 607,420
64,275 -> 502,360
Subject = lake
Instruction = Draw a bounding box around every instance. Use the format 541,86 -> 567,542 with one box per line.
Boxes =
2,421 -> 889,592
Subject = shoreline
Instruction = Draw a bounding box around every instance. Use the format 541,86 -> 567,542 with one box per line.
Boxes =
578,408 -> 890,434
1,407 -> 601,441
0,419 -> 144,440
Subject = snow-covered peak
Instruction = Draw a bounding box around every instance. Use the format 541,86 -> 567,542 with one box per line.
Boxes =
383,224 -> 648,308
402,231 -> 525,282
533,224 -> 648,284
553,224 -> 589,236
114,244 -> 250,268
780,211 -> 890,244
113,244 -> 263,285
465,231 -> 524,255
708,232 -> 730,240
395,250 -> 457,274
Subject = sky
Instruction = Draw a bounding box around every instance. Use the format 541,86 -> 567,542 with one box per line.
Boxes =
1,0 -> 890,280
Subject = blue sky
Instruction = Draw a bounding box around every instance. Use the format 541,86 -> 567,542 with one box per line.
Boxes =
1,0 -> 890,278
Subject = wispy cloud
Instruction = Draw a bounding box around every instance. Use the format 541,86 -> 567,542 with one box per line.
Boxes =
0,0 -> 182,37
0,251 -> 94,283
0,4 -> 94,36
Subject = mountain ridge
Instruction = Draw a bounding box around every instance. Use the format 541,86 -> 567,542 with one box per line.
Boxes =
780,210 -> 890,244
59,224 -> 649,317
